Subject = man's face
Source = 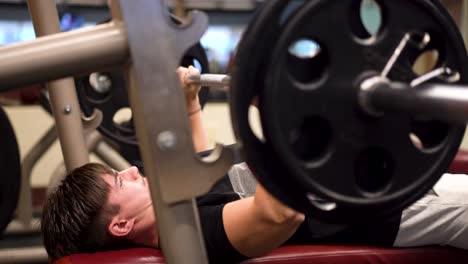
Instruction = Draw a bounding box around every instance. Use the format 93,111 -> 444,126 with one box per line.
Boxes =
102,166 -> 154,221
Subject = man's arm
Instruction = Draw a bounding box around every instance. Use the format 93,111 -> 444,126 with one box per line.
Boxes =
223,183 -> 305,257
177,66 -> 210,152
178,66 -> 303,257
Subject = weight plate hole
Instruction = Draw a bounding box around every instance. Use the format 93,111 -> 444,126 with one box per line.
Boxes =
355,147 -> 393,195
113,107 -> 132,125
289,116 -> 332,162
249,100 -> 265,143
410,119 -> 448,152
192,58 -> 203,72
89,72 -> 112,94
287,39 -> 328,84
407,31 -> 447,77
412,49 -> 440,76
350,0 -> 384,41
86,72 -> 112,103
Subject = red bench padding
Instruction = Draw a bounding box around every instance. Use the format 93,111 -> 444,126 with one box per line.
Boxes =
242,245 -> 468,264
448,149 -> 468,173
56,248 -> 164,264
54,150 -> 468,264
55,245 -> 468,264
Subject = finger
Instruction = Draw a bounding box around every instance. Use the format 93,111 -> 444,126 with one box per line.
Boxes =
188,65 -> 201,75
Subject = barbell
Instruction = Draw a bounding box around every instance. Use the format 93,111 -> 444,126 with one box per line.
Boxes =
230,0 -> 468,223
186,73 -> 231,90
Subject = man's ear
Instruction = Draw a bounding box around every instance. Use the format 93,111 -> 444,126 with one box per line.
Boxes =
108,216 -> 135,237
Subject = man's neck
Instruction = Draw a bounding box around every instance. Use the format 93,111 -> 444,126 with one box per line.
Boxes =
129,204 -> 159,248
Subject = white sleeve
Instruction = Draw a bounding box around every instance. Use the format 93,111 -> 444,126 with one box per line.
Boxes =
227,162 -> 258,198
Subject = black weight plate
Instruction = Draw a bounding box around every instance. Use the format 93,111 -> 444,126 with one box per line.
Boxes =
230,0 -> 313,212
76,69 -> 135,145
76,40 -> 210,148
260,0 -> 466,221
76,13 -> 210,149
0,107 -> 21,236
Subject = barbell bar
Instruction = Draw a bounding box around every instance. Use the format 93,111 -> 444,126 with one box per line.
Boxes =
188,71 -> 468,127
359,76 -> 468,125
0,20 -> 466,128
185,73 -> 231,90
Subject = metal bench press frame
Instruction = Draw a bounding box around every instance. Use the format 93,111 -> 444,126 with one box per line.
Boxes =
0,1 -> 236,263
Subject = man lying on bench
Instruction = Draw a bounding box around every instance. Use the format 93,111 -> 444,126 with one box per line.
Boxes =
41,66 -> 468,264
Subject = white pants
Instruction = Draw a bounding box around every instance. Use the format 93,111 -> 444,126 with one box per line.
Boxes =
394,173 -> 468,249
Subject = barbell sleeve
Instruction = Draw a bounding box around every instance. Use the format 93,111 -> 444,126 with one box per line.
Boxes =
361,79 -> 468,125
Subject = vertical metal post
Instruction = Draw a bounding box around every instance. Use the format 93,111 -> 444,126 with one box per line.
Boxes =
462,0 -> 468,50
110,3 -> 206,264
175,0 -> 187,19
114,1 -> 235,263
126,66 -> 208,264
27,0 -> 89,171
114,1 -> 207,261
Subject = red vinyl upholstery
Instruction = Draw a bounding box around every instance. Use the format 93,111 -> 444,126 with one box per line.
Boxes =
54,245 -> 468,264
448,149 -> 468,174
241,245 -> 468,264
54,150 -> 468,264
55,248 -> 164,264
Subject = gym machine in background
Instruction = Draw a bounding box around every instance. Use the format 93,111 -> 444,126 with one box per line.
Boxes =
0,0 -> 467,263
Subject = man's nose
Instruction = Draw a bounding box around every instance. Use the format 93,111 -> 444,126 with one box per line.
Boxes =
122,166 -> 140,180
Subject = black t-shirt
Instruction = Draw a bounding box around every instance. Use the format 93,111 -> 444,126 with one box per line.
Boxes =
197,174 -> 248,264
196,172 -> 402,264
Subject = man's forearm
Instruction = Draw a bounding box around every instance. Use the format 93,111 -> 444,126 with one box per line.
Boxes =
177,65 -> 211,153
187,97 -> 210,152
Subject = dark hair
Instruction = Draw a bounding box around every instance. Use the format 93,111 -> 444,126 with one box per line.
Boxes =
41,163 -> 135,261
